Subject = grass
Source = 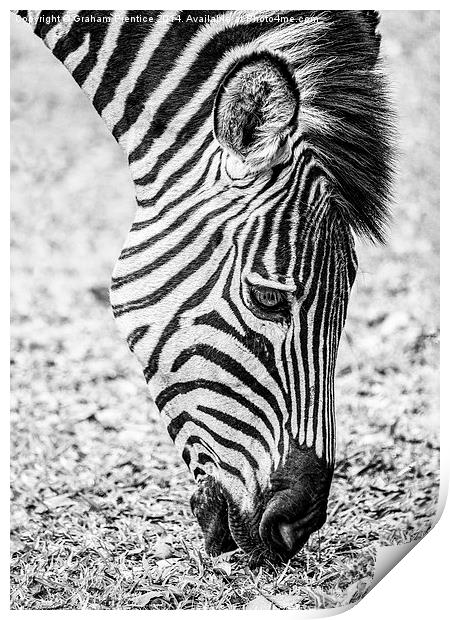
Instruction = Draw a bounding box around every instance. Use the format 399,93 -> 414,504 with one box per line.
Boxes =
10,11 -> 439,610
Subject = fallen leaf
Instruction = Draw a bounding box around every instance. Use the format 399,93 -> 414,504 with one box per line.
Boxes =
34,576 -> 64,591
212,560 -> 232,577
95,409 -> 123,429
126,546 -> 145,557
155,558 -> 180,569
152,540 -> 175,560
246,596 -> 272,610
340,578 -> 372,605
42,494 -> 75,510
131,591 -> 166,607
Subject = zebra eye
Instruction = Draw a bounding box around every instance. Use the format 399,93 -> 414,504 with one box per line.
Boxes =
250,287 -> 286,311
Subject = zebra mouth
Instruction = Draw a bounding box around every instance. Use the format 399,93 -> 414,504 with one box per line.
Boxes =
190,478 -> 266,561
190,476 -> 237,556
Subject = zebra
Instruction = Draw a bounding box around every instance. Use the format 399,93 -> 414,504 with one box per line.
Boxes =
13,10 -> 394,563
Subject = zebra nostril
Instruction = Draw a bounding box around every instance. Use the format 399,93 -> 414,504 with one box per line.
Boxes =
259,505 -> 292,555
259,500 -> 326,559
262,516 -> 316,559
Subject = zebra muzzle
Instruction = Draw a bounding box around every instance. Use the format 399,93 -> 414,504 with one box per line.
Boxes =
190,445 -> 332,562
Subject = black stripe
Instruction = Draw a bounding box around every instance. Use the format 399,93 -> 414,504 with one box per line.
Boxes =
156,379 -> 275,437
112,202 -> 241,291
167,410 -> 260,470
93,11 -> 161,114
72,12 -> 113,87
118,190 -> 239,266
132,162 -> 222,229
193,310 -> 285,395
126,324 -> 149,352
133,132 -> 214,188
34,10 -> 65,39
311,219 -> 335,444
274,157 -> 309,273
171,344 -> 285,430
112,228 -> 223,315
132,151 -> 220,232
111,11 -> 217,140
53,11 -> 110,68
198,405 -> 271,454
142,253 -> 230,381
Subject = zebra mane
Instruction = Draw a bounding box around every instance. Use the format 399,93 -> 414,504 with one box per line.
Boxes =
258,10 -> 396,242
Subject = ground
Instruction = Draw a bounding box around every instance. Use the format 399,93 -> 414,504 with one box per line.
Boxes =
10,11 -> 439,610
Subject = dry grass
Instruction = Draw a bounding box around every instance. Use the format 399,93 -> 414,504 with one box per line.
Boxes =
10,11 -> 439,610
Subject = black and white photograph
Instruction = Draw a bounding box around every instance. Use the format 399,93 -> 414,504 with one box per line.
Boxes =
10,9 -> 440,611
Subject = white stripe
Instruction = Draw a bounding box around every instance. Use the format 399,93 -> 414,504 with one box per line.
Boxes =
45,11 -> 80,51
100,11 -> 178,128
81,11 -> 124,96
296,214 -> 322,447
25,11 -> 43,29
133,124 -> 212,201
64,32 -> 90,74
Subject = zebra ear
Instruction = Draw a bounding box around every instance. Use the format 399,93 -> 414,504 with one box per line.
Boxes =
213,52 -> 298,176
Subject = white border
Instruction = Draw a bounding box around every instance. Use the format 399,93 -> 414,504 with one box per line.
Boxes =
5,3 -> 446,619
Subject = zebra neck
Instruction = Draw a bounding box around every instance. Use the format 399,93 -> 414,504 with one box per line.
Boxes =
15,11 -> 164,150
14,9 -> 394,241
14,10 -> 268,163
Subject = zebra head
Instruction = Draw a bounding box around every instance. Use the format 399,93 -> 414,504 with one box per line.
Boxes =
110,12 -> 393,562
